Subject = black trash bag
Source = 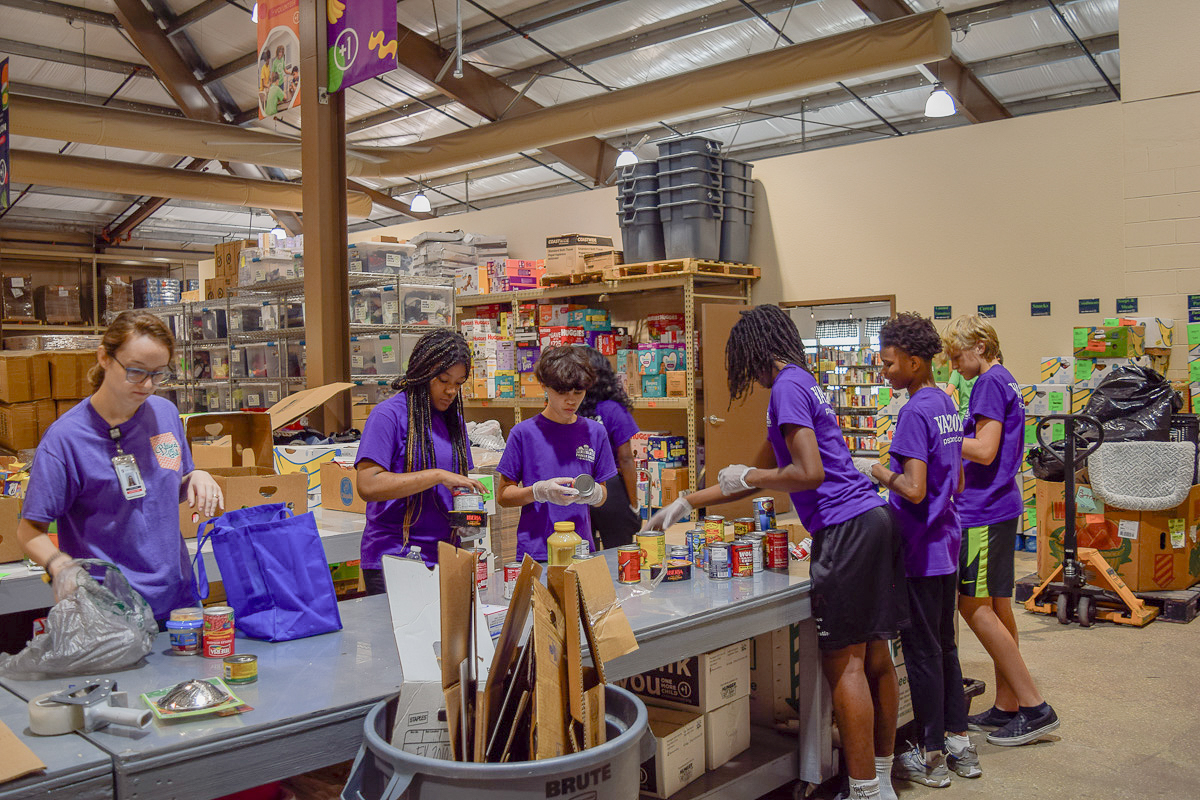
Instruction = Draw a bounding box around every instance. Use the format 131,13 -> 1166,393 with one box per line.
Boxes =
1027,443 -> 1068,481
1083,365 -> 1180,443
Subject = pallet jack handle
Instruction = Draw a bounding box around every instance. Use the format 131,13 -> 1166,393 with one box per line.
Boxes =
1035,414 -> 1104,585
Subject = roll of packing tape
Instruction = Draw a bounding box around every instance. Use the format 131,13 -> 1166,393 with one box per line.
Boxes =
28,693 -> 84,736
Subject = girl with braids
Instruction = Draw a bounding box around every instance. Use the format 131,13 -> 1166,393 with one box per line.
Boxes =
578,347 -> 641,549
645,304 -> 907,800
355,329 -> 484,593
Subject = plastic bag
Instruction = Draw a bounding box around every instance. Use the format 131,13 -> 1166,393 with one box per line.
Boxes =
0,560 -> 157,680
466,419 -> 506,451
1083,365 -> 1180,443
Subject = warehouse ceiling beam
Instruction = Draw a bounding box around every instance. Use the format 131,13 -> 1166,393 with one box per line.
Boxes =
458,0 -> 618,52
11,85 -> 184,118
343,11 -> 951,179
165,0 -> 230,35
0,0 -> 119,27
347,180 -> 435,221
392,22 -> 618,185
850,0 -> 1009,123
201,52 -> 258,86
0,37 -> 150,77
102,157 -> 211,243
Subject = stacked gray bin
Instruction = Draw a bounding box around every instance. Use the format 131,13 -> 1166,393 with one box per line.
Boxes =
656,136 -> 724,260
616,162 -> 664,263
720,158 -> 754,263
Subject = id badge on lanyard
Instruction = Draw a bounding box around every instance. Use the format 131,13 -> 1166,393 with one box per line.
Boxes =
110,427 -> 146,501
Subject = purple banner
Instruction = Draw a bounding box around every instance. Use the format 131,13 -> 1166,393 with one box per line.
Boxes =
1,58 -> 10,213
327,0 -> 397,93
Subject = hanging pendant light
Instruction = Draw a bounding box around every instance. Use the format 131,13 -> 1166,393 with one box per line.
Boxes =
270,224 -> 286,239
251,2 -> 258,23
925,83 -> 956,118
410,191 -> 431,213
615,147 -> 639,167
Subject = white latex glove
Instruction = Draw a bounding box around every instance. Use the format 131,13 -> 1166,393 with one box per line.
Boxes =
573,482 -> 605,507
852,457 -> 880,485
717,464 -> 753,495
51,560 -> 86,604
642,495 -> 692,532
532,477 -> 579,506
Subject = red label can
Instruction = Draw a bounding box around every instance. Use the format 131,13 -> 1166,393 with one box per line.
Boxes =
617,544 -> 641,584
765,529 -> 789,569
731,539 -> 754,578
203,606 -> 234,634
204,631 -> 235,658
32,617 -> 48,638
470,548 -> 488,591
503,562 -> 521,599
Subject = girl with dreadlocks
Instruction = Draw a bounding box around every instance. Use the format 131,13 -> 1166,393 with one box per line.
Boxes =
645,304 -> 907,800
578,347 -> 641,549
354,329 -> 484,594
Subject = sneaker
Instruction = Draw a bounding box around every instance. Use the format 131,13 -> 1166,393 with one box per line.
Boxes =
945,738 -> 982,778
966,705 -> 1017,731
893,743 -> 951,788
986,705 -> 1060,746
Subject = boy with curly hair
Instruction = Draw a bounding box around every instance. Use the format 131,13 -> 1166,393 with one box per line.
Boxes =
871,313 -> 979,788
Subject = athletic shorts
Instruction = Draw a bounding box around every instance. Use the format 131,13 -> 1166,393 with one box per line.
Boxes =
810,505 -> 909,652
958,518 -> 1018,598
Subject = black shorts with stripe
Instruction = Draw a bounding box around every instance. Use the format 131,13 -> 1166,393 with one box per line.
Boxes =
958,517 -> 1019,598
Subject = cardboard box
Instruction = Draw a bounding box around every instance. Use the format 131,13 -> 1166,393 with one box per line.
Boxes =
640,706 -> 705,799
1020,384 -> 1071,417
1073,325 -> 1145,359
0,402 -> 41,450
320,462 -> 367,514
0,353 -> 51,403
1039,356 -> 1075,386
0,496 -> 23,563
46,350 -> 92,400
274,444 -> 359,505
34,399 -> 54,441
1128,317 -> 1174,349
545,234 -> 615,275
215,239 -> 257,280
583,250 -> 623,271
703,695 -> 750,770
622,640 -> 750,713
1035,479 -> 1200,592
643,374 -> 667,398
666,371 -> 688,398
179,467 -> 308,538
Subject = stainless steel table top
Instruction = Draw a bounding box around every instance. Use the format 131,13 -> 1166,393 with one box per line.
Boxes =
0,685 -> 113,800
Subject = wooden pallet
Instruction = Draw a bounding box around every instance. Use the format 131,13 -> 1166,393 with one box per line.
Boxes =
602,258 -> 760,281
2,318 -> 43,325
1015,572 -> 1200,624
539,271 -> 607,287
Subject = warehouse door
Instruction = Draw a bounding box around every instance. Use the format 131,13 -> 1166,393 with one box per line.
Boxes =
701,304 -> 792,520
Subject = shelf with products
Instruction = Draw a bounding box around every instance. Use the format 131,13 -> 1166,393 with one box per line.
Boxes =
462,396 -> 691,410
817,346 -> 886,459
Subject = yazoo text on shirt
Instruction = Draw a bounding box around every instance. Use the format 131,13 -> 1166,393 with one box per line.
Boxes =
934,411 -> 964,445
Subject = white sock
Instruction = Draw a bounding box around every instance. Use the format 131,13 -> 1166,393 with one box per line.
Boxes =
875,755 -> 898,800
946,733 -> 970,753
848,776 -> 881,799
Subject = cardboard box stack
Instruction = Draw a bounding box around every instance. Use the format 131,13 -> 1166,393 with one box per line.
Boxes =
3,275 -> 36,321
406,231 -> 507,283
101,276 -> 134,323
1017,382 -> 1074,550
0,351 -> 93,451
545,234 -> 614,275
33,285 -> 84,324
133,277 -> 182,308
632,433 -> 688,516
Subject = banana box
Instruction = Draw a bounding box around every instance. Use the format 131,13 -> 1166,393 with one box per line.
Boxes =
1039,356 -> 1074,386
1020,384 -> 1070,416
1072,388 -> 1093,414
1127,317 -> 1174,349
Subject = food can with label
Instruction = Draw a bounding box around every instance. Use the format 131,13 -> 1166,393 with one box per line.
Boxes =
667,544 -> 688,561
203,605 -> 234,634
752,496 -> 776,532
637,532 -> 666,569
733,517 -> 756,538
451,487 -> 485,513
686,528 -> 707,570
469,547 -> 489,591
665,559 -> 692,581
503,562 -> 521,599
745,532 -> 765,572
703,515 -> 725,543
573,541 -> 592,562
203,631 -> 235,659
731,538 -> 754,578
790,537 -> 813,561
765,529 -> 789,569
617,545 -> 641,583
223,654 -> 258,684
708,541 -> 732,580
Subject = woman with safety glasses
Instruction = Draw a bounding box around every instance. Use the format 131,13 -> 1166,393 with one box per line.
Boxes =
18,311 -> 222,622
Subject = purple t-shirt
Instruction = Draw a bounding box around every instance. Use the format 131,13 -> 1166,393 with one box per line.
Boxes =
587,399 -> 639,457
767,364 -> 884,532
888,387 -> 963,577
496,413 -> 618,561
959,365 -> 1024,527
355,392 -> 473,569
23,396 -> 198,619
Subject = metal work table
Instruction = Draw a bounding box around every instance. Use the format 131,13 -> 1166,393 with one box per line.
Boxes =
0,687 -> 114,800
1,595 -> 401,800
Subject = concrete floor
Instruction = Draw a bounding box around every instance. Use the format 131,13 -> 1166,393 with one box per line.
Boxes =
796,552 -> 1200,800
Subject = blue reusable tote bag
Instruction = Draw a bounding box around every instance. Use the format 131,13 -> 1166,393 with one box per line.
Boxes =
193,503 -> 342,642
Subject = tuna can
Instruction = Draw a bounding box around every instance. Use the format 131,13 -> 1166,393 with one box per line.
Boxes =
665,559 -> 692,582
752,496 -> 776,532
617,545 -> 641,583
686,528 -> 708,570
703,515 -> 725,543
637,532 -> 666,569
708,542 -> 731,580
223,654 -> 258,684
733,517 -> 756,538
745,532 -> 765,572
469,547 -> 489,591
731,539 -> 754,578
573,541 -> 592,561
203,631 -> 235,659
451,487 -> 485,513
765,529 -> 789,569
503,562 -> 521,599
667,544 -> 689,561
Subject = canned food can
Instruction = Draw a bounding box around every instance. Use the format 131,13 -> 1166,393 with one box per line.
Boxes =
703,515 -> 724,543
617,544 -> 641,583
574,541 -> 591,560
667,544 -> 688,560
503,562 -> 521,599
637,532 -> 666,569
203,606 -> 234,634
752,496 -> 776,532
665,559 -> 692,581
745,532 -> 764,572
470,548 -> 488,591
31,617 -> 48,638
170,607 -> 204,622
790,536 -> 813,561
451,487 -> 485,513
733,517 -> 755,538
708,542 -> 731,580
731,539 -> 754,578
765,529 -> 789,569
203,631 -> 235,659
223,654 -> 258,684
687,528 -> 708,571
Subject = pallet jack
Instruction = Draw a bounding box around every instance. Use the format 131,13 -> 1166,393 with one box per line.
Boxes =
1023,414 -> 1159,627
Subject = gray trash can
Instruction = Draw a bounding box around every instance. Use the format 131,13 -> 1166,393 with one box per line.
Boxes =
660,200 -> 722,260
342,684 -> 653,800
620,207 -> 665,263
657,135 -> 723,158
720,205 -> 754,263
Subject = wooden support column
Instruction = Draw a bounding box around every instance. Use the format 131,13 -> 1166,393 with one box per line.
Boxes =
300,0 -> 350,433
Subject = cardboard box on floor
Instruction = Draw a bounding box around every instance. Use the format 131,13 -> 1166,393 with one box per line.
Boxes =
1035,479 -> 1200,592
619,639 -> 751,714
640,706 -> 705,798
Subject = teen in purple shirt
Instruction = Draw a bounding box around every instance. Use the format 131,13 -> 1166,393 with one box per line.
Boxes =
944,315 -> 1058,748
647,305 -> 905,800
871,314 -> 975,786
19,312 -> 223,620
497,347 -> 617,561
579,347 -> 641,549
355,330 -> 483,593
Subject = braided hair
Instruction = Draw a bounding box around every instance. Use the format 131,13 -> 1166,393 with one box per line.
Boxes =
578,346 -> 632,419
391,329 -> 473,538
725,304 -> 808,405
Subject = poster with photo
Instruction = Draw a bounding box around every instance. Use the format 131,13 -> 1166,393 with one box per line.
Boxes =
257,0 -> 301,119
1,58 -> 10,212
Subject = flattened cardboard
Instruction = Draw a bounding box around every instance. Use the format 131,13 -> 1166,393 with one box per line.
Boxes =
267,382 -> 354,430
564,567 -> 605,752
480,555 -> 542,761
0,720 -> 45,784
531,579 -> 569,760
437,541 -> 497,761
571,554 -> 639,665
